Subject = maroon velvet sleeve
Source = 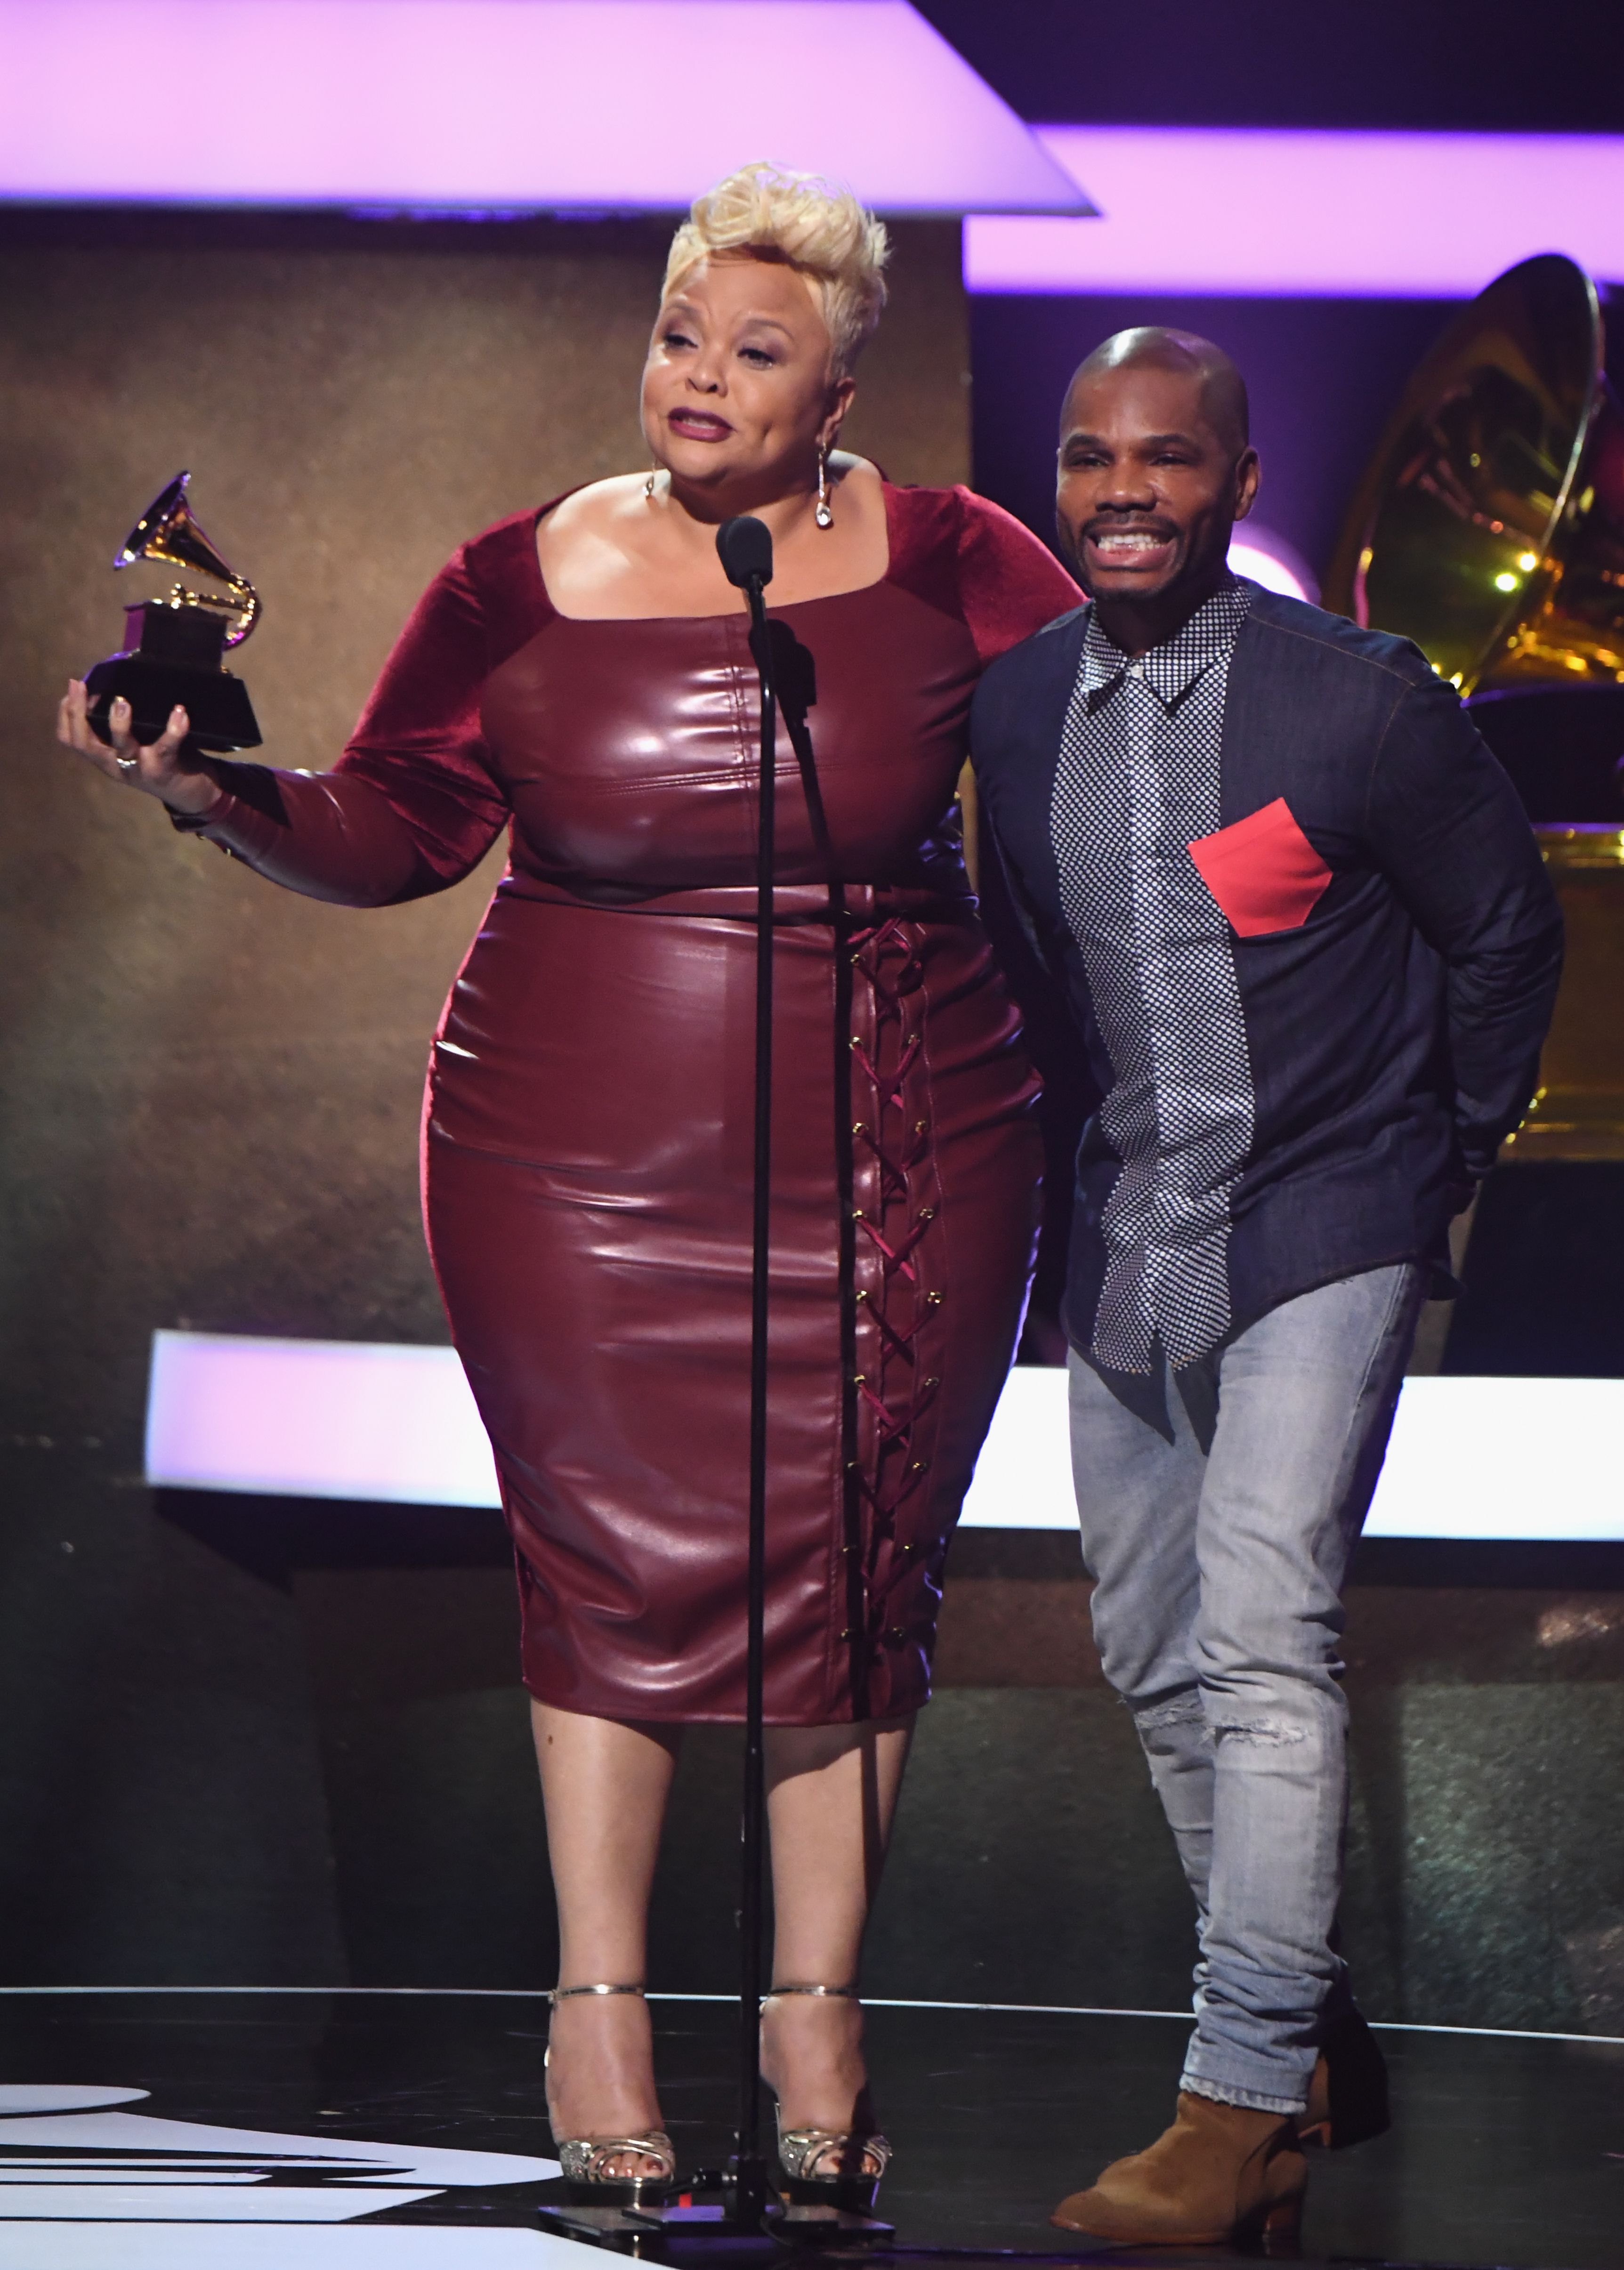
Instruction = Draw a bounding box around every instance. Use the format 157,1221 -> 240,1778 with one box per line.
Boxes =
951,489 -> 1082,666
881,485 -> 1080,669
190,538 -> 517,907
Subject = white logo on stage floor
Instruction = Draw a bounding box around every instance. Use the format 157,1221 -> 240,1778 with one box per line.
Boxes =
0,2085 -> 577,2267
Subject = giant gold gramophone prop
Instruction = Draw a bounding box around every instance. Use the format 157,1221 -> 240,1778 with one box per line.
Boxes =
1325,253 -> 1624,1159
85,471 -> 263,754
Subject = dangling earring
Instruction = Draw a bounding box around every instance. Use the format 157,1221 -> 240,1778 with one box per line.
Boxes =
644,464 -> 660,502
815,443 -> 834,530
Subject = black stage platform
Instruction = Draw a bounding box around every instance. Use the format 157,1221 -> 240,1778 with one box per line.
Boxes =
0,1989 -> 1616,2268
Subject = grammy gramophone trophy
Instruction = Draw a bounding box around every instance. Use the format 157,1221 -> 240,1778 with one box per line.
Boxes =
85,471 -> 262,754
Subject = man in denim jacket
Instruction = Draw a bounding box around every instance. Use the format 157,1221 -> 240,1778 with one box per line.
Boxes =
972,328 -> 1563,2246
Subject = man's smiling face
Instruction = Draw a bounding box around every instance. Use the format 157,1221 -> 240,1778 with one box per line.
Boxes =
1056,351 -> 1258,614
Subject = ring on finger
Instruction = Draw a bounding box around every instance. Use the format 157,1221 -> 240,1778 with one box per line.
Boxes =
117,756 -> 139,779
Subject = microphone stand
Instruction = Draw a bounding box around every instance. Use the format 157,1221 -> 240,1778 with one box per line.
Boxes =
540,517 -> 890,2260
717,517 -> 779,2232
709,517 -> 884,2248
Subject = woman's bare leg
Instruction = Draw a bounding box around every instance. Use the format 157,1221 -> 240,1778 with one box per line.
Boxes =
532,1701 -> 682,2173
760,1716 -> 915,2133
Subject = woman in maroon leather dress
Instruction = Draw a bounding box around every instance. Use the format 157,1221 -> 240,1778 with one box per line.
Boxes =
60,165 -> 1077,2198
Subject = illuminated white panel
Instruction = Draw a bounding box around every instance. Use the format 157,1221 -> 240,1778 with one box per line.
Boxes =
1366,1374 -> 1624,1542
960,1365 -> 1077,1530
966,1367 -> 1624,1541
145,1331 -> 500,1505
145,1332 -> 1624,1541
967,127 -> 1624,296
0,2 -> 1086,216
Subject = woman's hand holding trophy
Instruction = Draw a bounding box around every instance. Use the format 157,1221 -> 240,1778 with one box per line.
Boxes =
57,682 -> 219,815
56,469 -> 260,822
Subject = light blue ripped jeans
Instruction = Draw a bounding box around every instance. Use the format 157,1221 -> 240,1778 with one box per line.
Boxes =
1067,1263 -> 1423,2115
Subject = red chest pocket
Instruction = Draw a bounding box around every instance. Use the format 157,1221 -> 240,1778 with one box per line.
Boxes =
1188,797 -> 1333,937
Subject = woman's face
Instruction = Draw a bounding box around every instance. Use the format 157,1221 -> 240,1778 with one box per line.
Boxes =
642,253 -> 854,498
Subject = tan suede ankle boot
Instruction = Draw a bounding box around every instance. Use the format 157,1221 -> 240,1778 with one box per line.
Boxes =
1050,2089 -> 1307,2247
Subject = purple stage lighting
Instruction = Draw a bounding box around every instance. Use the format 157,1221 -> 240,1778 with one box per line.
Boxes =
0,1 -> 1088,216
967,128 -> 1624,298
1228,525 -> 1318,604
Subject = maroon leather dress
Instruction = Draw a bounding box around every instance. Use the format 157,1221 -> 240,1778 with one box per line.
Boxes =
194,483 -> 1078,1723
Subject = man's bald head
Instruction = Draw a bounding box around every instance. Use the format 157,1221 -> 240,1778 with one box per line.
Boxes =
1054,325 -> 1260,644
1063,328 -> 1250,459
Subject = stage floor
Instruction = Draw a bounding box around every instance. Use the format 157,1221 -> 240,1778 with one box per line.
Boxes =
0,1989 -> 1616,2268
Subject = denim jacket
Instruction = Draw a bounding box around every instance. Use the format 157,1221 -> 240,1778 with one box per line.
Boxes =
970,585 -> 1565,1362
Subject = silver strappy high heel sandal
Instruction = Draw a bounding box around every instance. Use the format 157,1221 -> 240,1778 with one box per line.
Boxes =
764,1984 -> 892,2213
545,1983 -> 677,2205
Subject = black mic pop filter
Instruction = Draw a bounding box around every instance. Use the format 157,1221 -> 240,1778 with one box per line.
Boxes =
716,515 -> 774,590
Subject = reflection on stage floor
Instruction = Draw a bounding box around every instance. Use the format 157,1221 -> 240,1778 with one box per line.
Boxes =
0,1990 -> 1615,2268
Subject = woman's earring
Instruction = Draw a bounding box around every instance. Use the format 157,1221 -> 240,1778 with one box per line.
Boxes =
644,465 -> 660,502
815,444 -> 834,530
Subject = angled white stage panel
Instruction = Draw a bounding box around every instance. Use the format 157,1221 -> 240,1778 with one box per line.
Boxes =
145,1331 -> 1624,1542
0,1 -> 1088,216
967,126 -> 1624,295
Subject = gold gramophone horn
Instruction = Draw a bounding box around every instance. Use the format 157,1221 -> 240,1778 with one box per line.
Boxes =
114,470 -> 260,647
1324,253 -> 1624,695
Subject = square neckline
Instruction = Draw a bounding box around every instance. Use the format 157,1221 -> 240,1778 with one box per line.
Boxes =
531,481 -> 896,624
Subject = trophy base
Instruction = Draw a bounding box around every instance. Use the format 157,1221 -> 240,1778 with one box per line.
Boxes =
85,653 -> 262,756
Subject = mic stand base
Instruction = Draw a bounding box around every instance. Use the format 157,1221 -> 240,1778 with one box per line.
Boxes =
538,2166 -> 894,2255
767,2204 -> 897,2246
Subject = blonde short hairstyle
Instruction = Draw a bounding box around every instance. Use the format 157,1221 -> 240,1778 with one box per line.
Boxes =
663,163 -> 890,380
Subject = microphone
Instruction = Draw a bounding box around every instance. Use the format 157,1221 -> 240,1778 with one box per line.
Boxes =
716,515 -> 774,594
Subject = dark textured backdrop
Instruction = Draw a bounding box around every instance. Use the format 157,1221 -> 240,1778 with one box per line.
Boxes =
0,208 -> 968,1440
